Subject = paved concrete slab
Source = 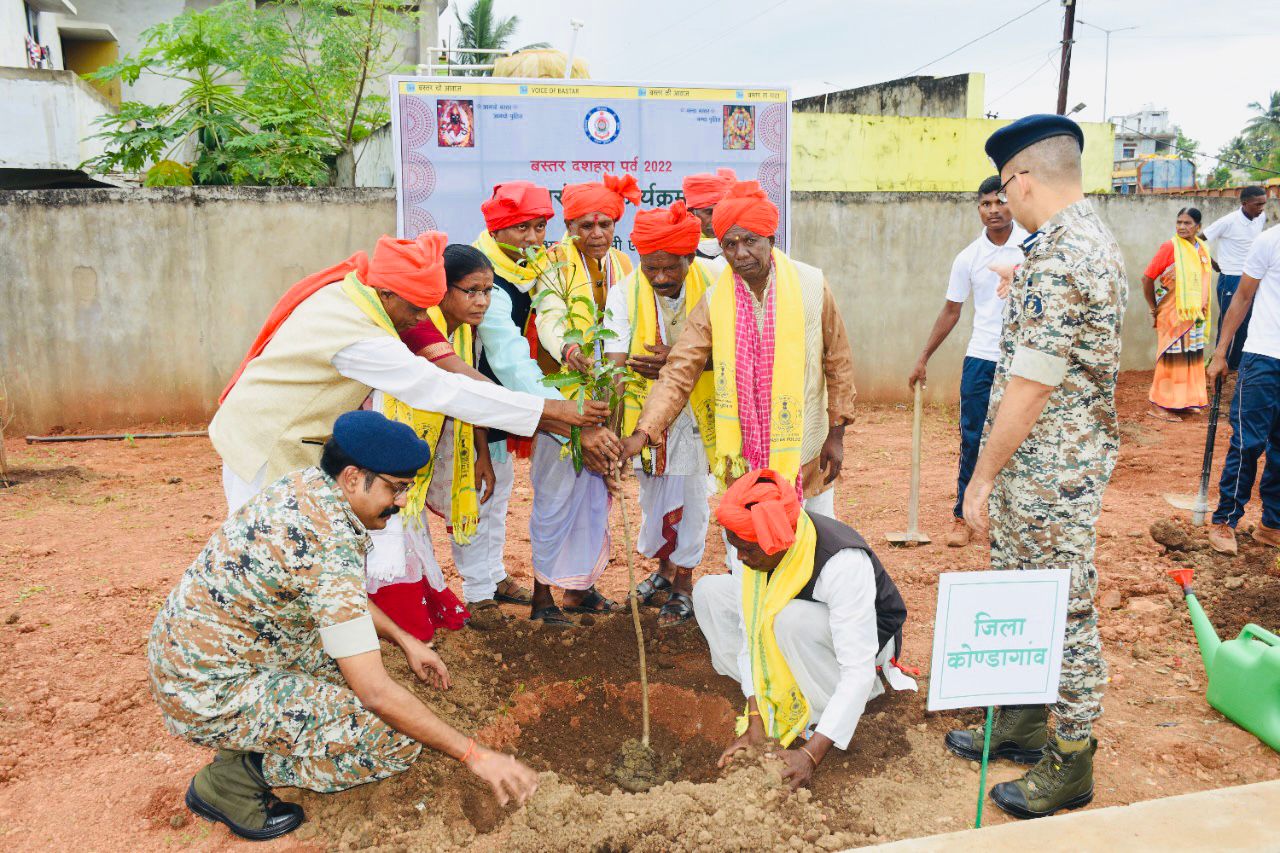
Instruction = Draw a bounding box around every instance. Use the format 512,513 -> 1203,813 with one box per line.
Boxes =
865,780 -> 1280,851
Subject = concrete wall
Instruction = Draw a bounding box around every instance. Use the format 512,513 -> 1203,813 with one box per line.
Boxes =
793,73 -> 983,119
0,187 -> 395,431
792,113 -> 1115,194
2,188 -> 1276,431
0,67 -> 114,170
792,191 -> 1279,406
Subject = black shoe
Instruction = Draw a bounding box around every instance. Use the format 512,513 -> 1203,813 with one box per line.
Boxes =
944,705 -> 1048,765
185,752 -> 305,841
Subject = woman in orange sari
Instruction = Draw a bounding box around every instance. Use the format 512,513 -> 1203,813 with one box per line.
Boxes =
1142,207 -> 1213,421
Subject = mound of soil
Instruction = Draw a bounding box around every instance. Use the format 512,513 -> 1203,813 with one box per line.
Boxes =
1190,532 -> 1280,638
289,614 -> 941,851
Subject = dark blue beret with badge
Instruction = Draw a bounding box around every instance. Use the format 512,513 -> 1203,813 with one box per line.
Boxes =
331,410 -> 431,476
985,114 -> 1085,172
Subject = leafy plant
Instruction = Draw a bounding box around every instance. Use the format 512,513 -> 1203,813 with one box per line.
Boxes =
524,238 -> 637,473
82,0 -> 414,186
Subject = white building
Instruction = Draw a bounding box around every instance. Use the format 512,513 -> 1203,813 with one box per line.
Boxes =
1,0 -> 122,186
1108,106 -> 1177,161
1,0 -> 445,187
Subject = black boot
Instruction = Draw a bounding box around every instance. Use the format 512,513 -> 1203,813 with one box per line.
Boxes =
185,751 -> 305,841
945,704 -> 1047,764
990,736 -> 1097,819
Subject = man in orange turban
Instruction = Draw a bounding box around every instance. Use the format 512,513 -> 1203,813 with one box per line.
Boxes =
537,173 -> 639,375
517,174 -> 640,625
694,469 -> 914,791
683,167 -> 737,274
210,232 -> 607,515
619,181 -> 858,571
603,202 -> 715,627
448,181 -> 623,626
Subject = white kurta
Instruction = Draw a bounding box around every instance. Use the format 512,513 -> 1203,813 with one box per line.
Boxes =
220,336 -> 537,513
692,547 -> 916,750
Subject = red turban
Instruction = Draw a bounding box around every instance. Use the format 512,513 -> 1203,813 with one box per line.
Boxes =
631,201 -> 702,257
715,469 -> 801,555
219,233 -> 448,403
711,180 -> 780,241
682,168 -> 738,209
481,181 -> 553,231
560,173 -> 641,222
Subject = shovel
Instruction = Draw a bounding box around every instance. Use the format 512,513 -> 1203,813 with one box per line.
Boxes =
1164,372 -> 1224,526
886,383 -> 931,546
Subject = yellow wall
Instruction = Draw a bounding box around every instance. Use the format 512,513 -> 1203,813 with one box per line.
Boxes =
792,114 -> 1114,194
63,40 -> 120,107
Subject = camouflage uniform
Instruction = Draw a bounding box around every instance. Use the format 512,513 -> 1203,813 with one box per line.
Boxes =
985,199 -> 1126,742
148,468 -> 420,793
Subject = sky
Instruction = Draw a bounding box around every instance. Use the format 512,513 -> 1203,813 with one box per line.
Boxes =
453,0 -> 1278,174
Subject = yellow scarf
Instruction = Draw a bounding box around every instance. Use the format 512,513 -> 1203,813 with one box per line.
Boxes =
708,248 -> 806,488
557,234 -> 633,338
340,274 -> 479,544
621,262 -> 717,474
1172,234 -> 1212,332
474,230 -> 540,290
736,510 -> 818,747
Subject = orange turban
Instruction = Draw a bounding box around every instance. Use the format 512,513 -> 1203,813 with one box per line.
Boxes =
631,201 -> 702,257
219,233 -> 448,403
715,469 -> 801,555
560,173 -> 642,222
711,180 -> 779,241
682,168 -> 738,209
481,181 -> 553,231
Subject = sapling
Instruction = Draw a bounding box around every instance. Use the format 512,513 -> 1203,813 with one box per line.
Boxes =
524,238 -> 662,785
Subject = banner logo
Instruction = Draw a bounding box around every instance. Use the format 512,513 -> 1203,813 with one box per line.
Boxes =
584,106 -> 621,145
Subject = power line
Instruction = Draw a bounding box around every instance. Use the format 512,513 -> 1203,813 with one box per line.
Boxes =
1113,120 -> 1280,178
635,0 -> 735,47
987,48 -> 1058,107
646,0 -> 796,70
904,0 -> 1052,77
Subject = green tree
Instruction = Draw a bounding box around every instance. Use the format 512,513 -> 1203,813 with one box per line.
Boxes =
453,0 -> 548,76
1173,125 -> 1199,157
1205,165 -> 1232,189
84,0 -> 415,186
1245,91 -> 1280,146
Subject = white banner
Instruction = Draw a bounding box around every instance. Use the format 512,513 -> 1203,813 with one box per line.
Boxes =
389,76 -> 791,251
926,570 -> 1070,712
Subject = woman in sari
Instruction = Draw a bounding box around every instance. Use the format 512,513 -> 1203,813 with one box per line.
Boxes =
1142,207 -> 1212,421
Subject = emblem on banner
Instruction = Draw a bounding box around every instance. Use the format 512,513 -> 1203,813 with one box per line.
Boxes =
583,106 -> 621,145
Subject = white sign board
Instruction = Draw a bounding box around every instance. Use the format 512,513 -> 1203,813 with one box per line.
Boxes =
389,76 -> 791,250
926,570 -> 1070,712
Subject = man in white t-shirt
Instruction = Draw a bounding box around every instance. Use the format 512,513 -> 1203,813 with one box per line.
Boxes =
1207,222 -> 1280,555
1203,186 -> 1268,370
908,175 -> 1029,547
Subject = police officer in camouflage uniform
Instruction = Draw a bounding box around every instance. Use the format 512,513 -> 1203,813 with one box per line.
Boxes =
148,411 -> 538,840
943,115 -> 1126,820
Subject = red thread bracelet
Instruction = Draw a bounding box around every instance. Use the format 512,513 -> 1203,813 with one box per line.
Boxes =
458,738 -> 477,764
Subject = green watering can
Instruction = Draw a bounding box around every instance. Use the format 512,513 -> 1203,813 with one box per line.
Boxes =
1168,568 -> 1280,753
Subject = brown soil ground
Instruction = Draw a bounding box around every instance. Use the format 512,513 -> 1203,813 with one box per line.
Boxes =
1,369 -> 1278,851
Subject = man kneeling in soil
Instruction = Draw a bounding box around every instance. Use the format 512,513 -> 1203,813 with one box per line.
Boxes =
147,411 -> 537,840
694,470 -> 916,788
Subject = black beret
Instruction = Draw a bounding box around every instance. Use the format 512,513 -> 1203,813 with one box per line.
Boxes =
985,114 -> 1085,173
331,410 -> 430,476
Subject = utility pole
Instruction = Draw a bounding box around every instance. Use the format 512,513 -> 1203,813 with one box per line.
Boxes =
1077,18 -> 1139,122
1056,0 -> 1077,115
